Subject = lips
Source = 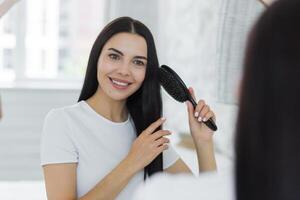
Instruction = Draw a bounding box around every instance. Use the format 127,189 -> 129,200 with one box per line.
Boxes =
109,77 -> 132,89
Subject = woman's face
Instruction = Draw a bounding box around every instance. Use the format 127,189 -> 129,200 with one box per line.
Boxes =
97,32 -> 148,101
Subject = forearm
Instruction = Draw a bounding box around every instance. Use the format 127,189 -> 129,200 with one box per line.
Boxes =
193,140 -> 217,173
80,158 -> 138,200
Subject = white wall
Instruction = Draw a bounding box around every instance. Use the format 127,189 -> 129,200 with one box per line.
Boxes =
0,88 -> 79,180
217,0 -> 264,103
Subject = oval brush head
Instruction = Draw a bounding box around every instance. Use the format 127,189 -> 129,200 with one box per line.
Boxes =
158,65 -> 189,102
158,65 -> 218,131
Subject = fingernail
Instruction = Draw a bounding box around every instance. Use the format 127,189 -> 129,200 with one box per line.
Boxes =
194,112 -> 199,117
198,116 -> 202,122
203,117 -> 207,122
161,117 -> 166,121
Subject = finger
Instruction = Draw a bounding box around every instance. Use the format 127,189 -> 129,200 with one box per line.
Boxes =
198,105 -> 210,122
154,137 -> 170,147
155,144 -> 169,155
186,100 -> 195,120
202,111 -> 215,122
143,117 -> 166,135
194,100 -> 205,119
188,87 -> 196,101
150,130 -> 172,140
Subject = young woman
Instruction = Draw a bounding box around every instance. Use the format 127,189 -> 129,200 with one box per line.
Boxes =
40,17 -> 217,200
134,0 -> 300,199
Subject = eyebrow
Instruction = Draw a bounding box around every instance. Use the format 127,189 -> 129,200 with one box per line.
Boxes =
108,48 -> 148,60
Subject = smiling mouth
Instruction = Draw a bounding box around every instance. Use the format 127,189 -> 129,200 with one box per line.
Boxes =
109,77 -> 132,89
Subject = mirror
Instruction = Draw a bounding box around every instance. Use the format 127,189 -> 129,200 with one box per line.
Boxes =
0,0 -> 269,199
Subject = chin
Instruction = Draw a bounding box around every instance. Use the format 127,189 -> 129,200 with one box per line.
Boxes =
108,88 -> 139,101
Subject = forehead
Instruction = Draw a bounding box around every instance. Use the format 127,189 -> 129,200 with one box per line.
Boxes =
102,32 -> 147,57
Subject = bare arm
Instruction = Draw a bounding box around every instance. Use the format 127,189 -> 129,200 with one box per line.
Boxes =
194,140 -> 216,172
43,164 -> 77,200
43,118 -> 171,200
165,141 -> 216,174
43,158 -> 138,200
165,159 -> 192,174
165,87 -> 217,175
80,158 -> 140,200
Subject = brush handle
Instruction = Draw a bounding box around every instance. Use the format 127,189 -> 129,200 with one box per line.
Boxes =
189,97 -> 218,131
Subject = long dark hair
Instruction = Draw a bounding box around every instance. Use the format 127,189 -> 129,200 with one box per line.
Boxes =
78,17 -> 163,179
235,0 -> 300,199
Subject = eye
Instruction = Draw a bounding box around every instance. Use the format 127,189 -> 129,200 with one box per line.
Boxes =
108,53 -> 120,60
133,59 -> 146,66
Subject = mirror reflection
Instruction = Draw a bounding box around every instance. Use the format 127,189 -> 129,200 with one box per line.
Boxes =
2,0 -> 297,200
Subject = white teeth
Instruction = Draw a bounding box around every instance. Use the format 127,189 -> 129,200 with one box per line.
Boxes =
112,79 -> 129,86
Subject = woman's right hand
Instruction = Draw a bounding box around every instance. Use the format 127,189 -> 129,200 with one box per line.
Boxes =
125,117 -> 171,172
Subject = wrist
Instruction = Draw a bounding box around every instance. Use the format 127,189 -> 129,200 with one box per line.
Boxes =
193,141 -> 217,172
191,134 -> 214,147
193,139 -> 215,159
122,155 -> 141,175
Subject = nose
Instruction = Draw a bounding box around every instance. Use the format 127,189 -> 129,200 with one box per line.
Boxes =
117,62 -> 130,76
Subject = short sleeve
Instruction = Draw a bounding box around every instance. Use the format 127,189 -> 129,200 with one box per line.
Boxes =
163,144 -> 180,169
40,109 -> 78,166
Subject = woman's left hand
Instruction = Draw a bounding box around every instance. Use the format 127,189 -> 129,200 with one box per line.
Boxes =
185,87 -> 216,144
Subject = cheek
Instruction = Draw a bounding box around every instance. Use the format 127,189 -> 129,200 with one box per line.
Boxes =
97,58 -> 115,80
98,58 -> 111,73
133,69 -> 146,84
97,66 -> 108,87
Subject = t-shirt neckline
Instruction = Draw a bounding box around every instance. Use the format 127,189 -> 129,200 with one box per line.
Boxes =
79,100 -> 130,126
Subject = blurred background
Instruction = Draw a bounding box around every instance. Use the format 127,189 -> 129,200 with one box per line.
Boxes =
0,0 -> 265,199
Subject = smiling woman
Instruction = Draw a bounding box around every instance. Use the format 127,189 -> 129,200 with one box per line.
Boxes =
40,17 -> 180,200
40,16 -> 217,200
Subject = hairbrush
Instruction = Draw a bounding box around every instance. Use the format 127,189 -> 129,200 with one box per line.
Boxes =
158,65 -> 217,131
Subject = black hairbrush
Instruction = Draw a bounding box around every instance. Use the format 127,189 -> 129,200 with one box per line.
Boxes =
158,65 -> 218,131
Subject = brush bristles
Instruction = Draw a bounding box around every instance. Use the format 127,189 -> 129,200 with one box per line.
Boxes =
158,68 -> 187,102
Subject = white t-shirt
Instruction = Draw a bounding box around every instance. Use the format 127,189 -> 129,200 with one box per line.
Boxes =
40,101 -> 179,199
133,168 -> 235,200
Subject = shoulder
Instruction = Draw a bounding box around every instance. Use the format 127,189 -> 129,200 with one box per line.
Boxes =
41,103 -> 83,144
44,102 -> 82,123
43,103 -> 84,134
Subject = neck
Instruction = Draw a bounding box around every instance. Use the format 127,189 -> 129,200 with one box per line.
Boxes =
86,87 -> 128,122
